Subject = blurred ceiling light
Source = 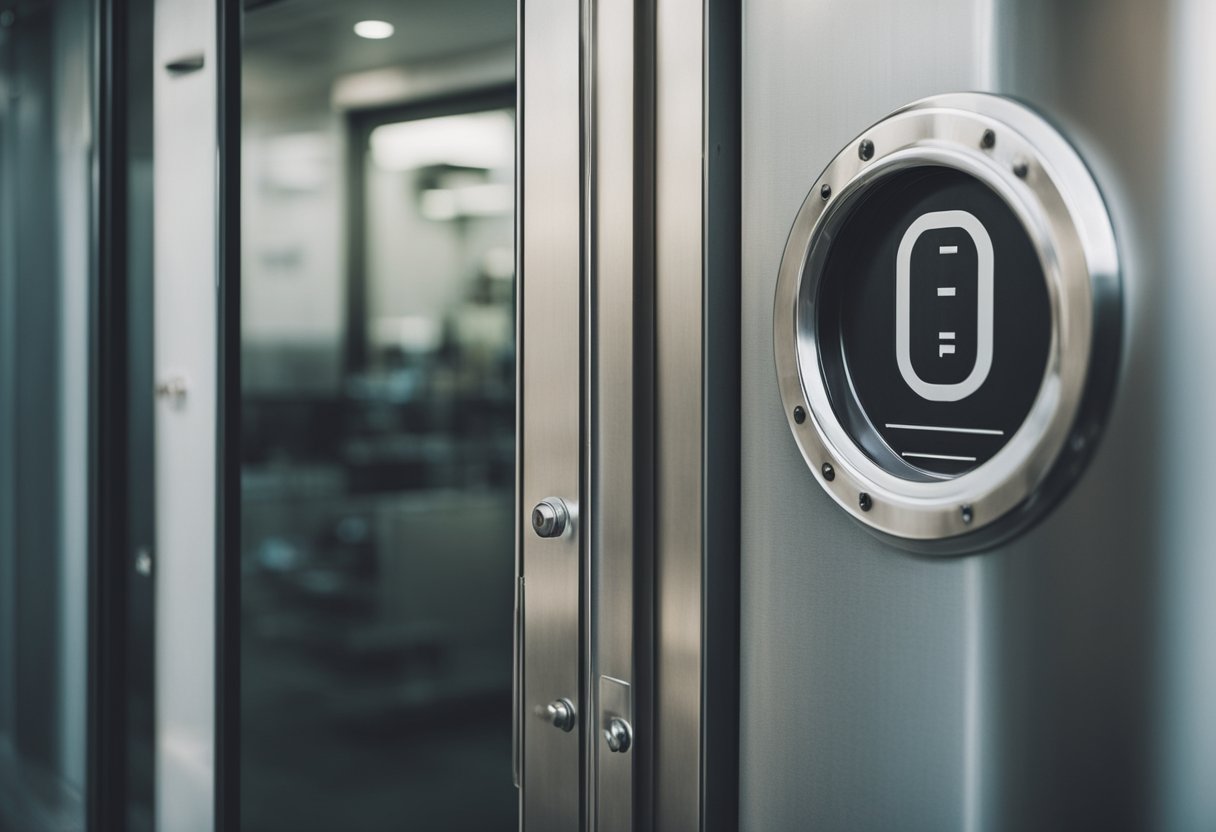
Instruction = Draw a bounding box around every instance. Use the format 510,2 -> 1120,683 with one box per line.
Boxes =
354,20 -> 395,39
370,111 -> 514,172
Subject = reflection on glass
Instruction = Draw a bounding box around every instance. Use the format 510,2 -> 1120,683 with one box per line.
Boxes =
0,0 -> 93,828
241,4 -> 516,827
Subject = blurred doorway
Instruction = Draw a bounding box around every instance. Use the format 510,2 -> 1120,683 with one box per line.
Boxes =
240,2 -> 516,830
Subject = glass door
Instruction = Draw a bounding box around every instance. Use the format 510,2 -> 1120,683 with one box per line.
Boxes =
238,3 -> 518,829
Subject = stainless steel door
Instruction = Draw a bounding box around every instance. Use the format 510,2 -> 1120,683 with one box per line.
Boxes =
518,1 -> 742,829
518,0 -> 691,828
738,2 -> 1216,830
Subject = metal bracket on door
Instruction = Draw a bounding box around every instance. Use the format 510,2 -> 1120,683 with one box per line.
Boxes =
596,676 -> 633,831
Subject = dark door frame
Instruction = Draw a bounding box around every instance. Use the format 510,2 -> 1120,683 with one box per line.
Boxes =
217,0 -> 242,829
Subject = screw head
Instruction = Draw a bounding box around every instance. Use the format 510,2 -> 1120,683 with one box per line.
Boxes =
1013,158 -> 1029,178
605,717 -> 633,753
532,498 -> 568,538
821,462 -> 835,482
858,492 -> 872,512
961,504 -> 974,525
981,129 -> 996,149
820,183 -> 832,200
858,139 -> 875,161
793,406 -> 806,424
543,698 -> 576,732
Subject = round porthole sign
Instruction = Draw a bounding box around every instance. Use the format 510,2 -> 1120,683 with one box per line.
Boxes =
774,93 -> 1121,552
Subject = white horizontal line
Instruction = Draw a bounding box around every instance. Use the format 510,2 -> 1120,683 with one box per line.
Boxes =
885,423 -> 1005,436
939,245 -> 958,254
902,452 -> 977,462
939,331 -> 955,340
938,287 -> 956,296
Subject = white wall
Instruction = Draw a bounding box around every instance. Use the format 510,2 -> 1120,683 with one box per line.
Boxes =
154,0 -> 217,827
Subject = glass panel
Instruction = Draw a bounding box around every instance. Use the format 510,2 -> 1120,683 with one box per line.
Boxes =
241,2 -> 517,829
0,0 -> 94,828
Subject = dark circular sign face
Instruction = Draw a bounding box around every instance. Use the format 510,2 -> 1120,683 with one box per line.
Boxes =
815,167 -> 1051,479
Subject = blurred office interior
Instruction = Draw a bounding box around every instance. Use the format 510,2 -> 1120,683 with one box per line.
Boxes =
0,0 -> 518,829
239,0 -> 516,829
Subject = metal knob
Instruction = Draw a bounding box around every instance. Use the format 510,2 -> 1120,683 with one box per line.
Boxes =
604,716 -> 632,753
542,698 -> 576,732
532,498 -> 569,538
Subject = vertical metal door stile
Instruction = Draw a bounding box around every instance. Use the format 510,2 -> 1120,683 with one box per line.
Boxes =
588,0 -> 646,827
520,0 -> 585,827
654,0 -> 740,828
654,0 -> 705,827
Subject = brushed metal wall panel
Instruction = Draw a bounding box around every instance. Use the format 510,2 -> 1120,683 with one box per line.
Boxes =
739,1 -> 1188,830
740,4 -> 991,828
965,5 -> 1170,829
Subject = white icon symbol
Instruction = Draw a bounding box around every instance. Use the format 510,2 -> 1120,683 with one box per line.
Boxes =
895,210 -> 993,402
939,331 -> 955,357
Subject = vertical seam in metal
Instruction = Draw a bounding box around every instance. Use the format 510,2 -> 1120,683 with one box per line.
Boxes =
699,0 -> 710,824
699,0 -> 740,827
513,0 -> 525,813
636,0 -> 657,827
584,0 -> 598,826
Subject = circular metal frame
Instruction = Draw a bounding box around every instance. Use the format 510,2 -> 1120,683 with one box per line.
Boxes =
774,93 -> 1121,552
